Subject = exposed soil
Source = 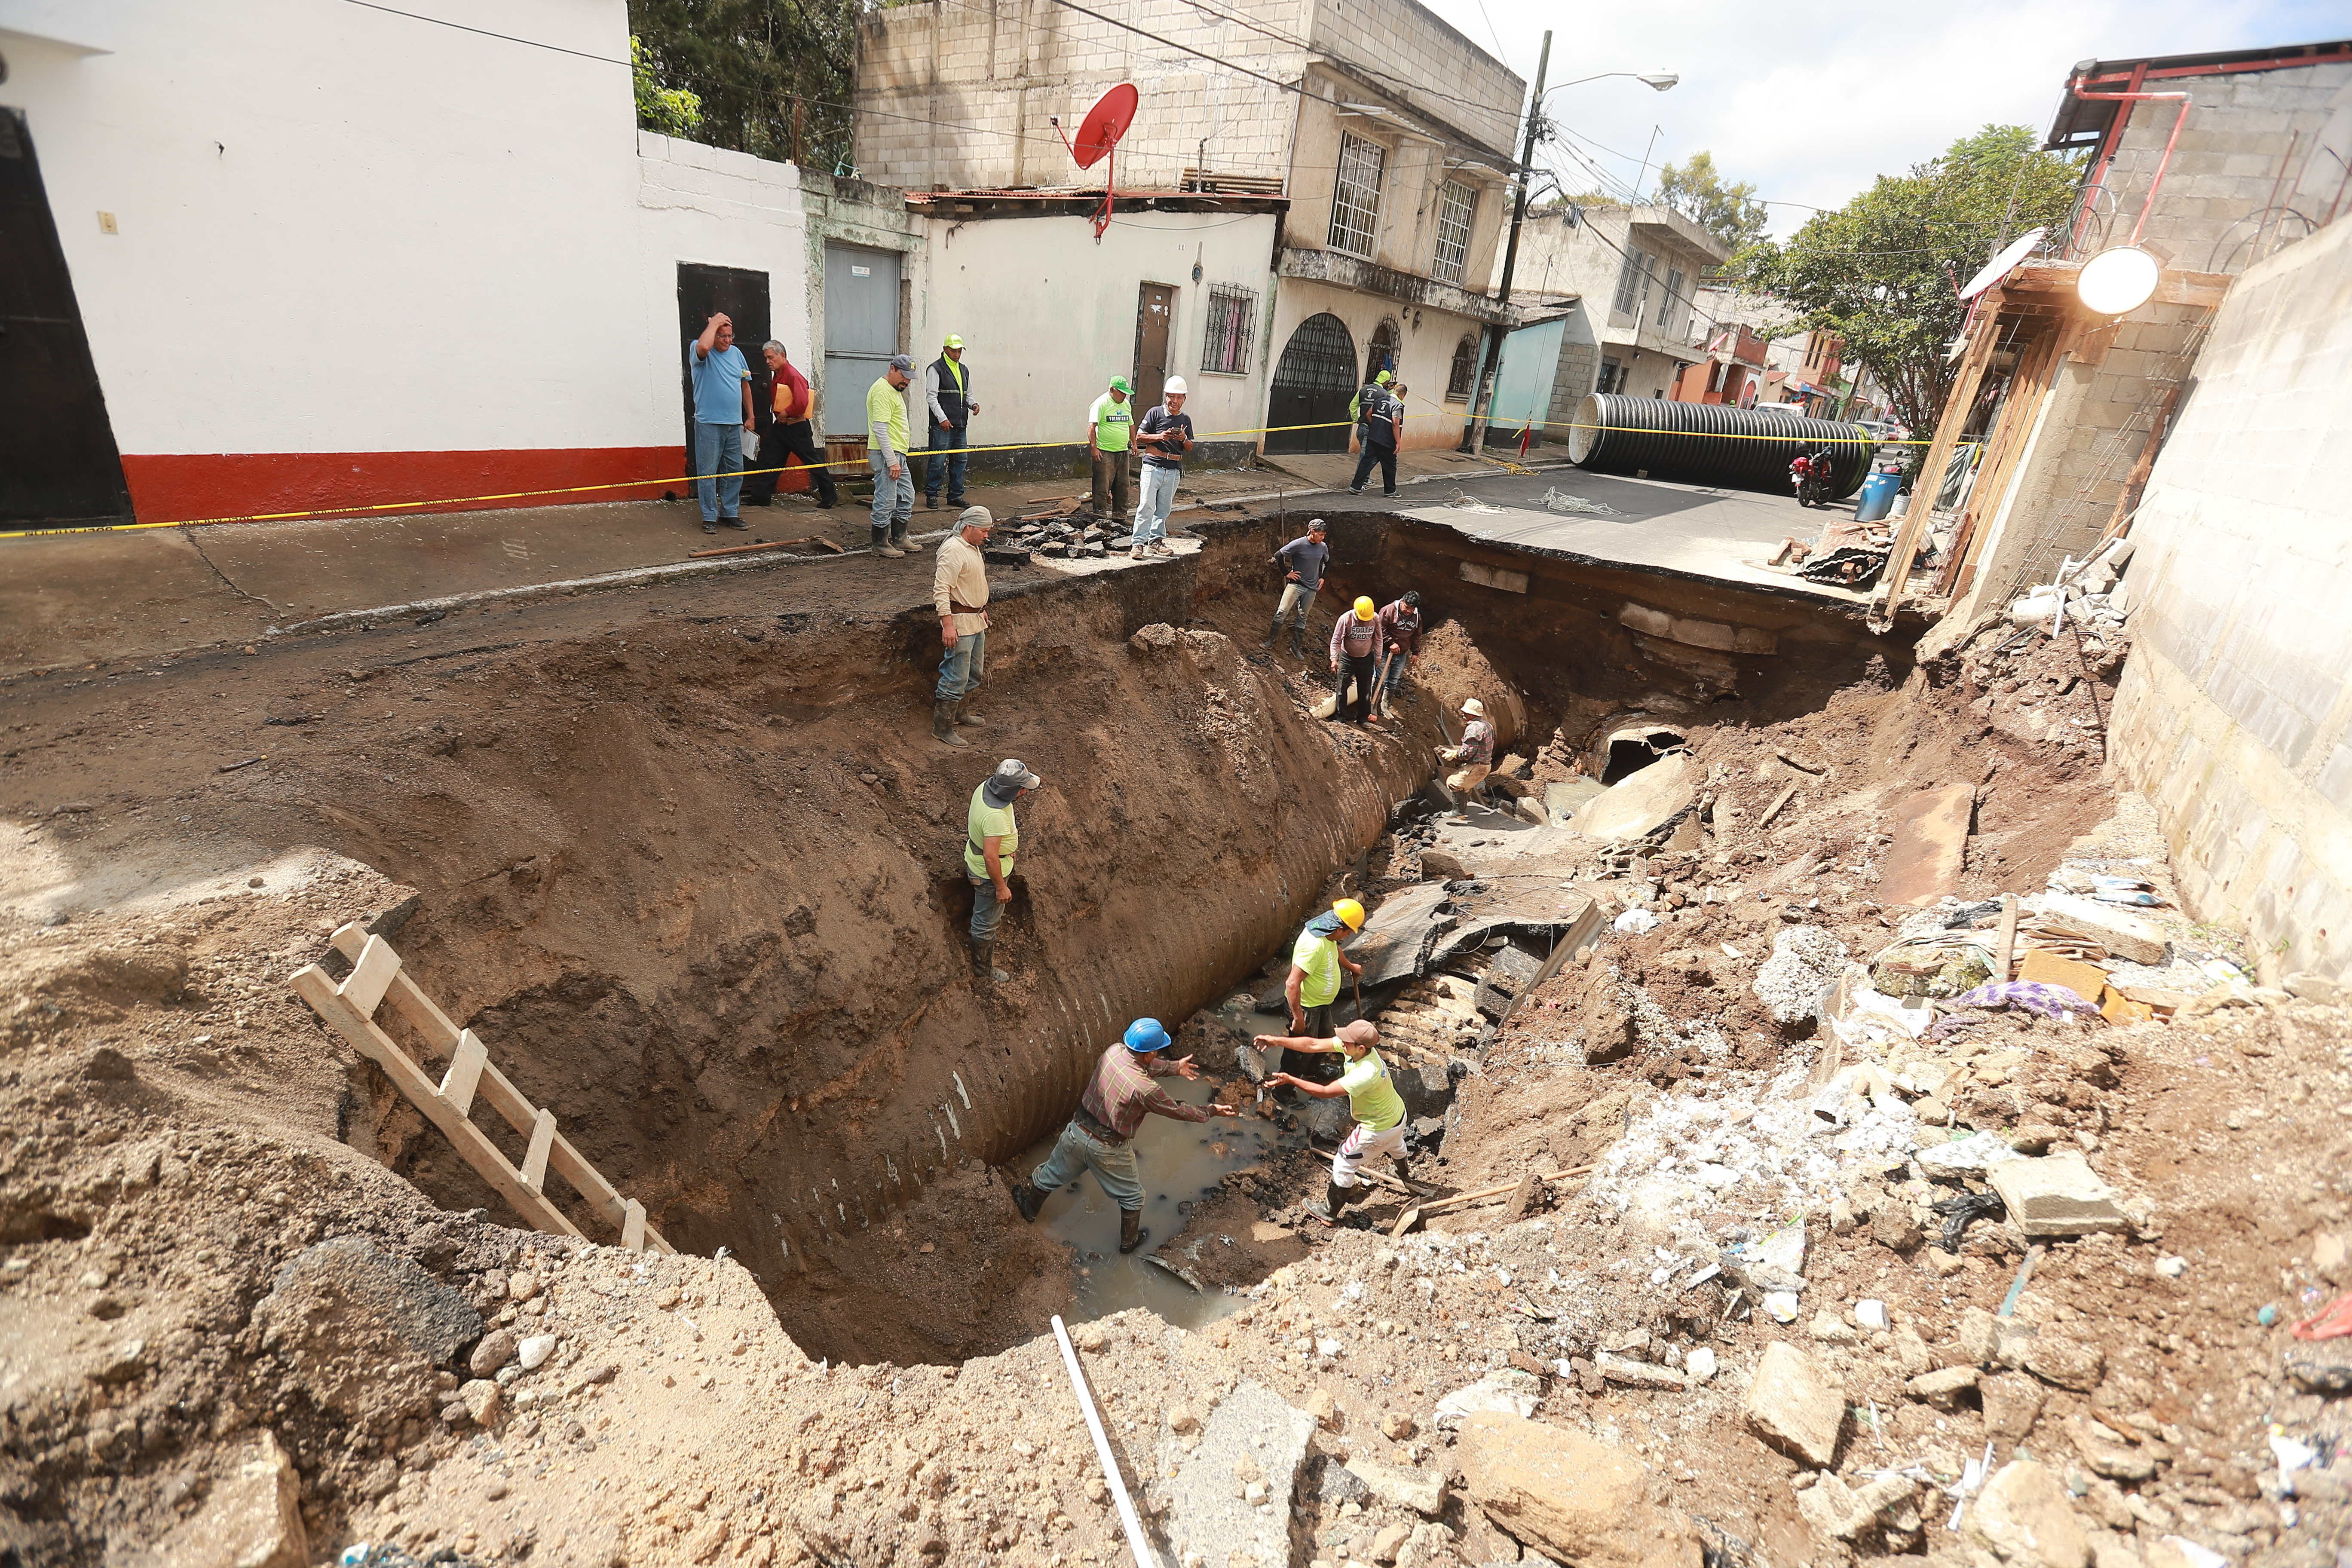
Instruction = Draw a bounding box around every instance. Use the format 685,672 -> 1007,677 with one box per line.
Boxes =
5,508 -> 2348,1568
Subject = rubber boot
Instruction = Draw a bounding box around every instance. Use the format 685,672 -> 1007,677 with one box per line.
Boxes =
875,529 -> 904,560
932,699 -> 969,747
1262,618 -> 1284,649
1303,1179 -> 1358,1226
1011,1181 -> 1046,1223
970,937 -> 1008,983
955,696 -> 985,728
1290,625 -> 1307,657
1117,1208 -> 1149,1255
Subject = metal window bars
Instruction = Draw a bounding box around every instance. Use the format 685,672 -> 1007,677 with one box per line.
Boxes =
1201,285 -> 1256,375
1433,180 -> 1476,285
1329,132 -> 1386,258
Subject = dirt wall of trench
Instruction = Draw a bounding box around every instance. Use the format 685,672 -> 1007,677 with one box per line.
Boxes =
286,536 -> 1493,1364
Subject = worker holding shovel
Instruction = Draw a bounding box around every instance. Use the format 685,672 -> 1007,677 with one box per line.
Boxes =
1258,1020 -> 1409,1225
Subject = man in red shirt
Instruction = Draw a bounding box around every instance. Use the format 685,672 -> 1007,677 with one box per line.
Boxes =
760,341 -> 838,508
1008,1018 -> 1238,1254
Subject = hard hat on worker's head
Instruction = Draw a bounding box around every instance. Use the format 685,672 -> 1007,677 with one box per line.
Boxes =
943,334 -> 965,349
1461,698 -> 1486,718
1332,897 -> 1366,932
1123,1017 -> 1172,1054
1353,597 -> 1377,620
1375,370 -> 1393,385
1162,377 -> 1188,397
1109,375 -> 1132,393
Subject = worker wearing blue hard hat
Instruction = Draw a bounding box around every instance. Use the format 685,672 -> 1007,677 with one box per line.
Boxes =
1011,1017 -> 1239,1255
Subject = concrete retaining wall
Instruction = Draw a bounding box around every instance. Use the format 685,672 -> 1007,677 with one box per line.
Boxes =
2107,215 -> 2352,984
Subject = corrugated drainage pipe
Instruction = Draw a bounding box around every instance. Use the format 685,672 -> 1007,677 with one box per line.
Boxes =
1565,393 -> 1874,498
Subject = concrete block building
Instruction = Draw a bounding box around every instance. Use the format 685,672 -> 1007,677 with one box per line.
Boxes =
1903,39 -> 2352,631
852,0 -> 1525,453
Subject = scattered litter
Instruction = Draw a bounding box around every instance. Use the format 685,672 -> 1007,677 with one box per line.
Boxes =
2291,1292 -> 2352,1340
2269,1433 -> 2316,1472
1537,487 -> 1617,515
1916,1130 -> 2019,1177
1442,490 -> 1507,514
2154,1256 -> 2188,1279
217,756 -> 267,773
1856,1299 -> 1890,1331
1929,1190 -> 2005,1251
1931,980 -> 2103,1038
1613,907 -> 1660,934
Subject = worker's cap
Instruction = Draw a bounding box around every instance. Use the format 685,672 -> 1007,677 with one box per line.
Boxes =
1460,698 -> 1486,718
1375,370 -> 1393,384
993,758 -> 1042,791
1162,376 -> 1188,396
1123,1017 -> 1172,1054
959,505 -> 994,531
1307,517 -> 1327,534
1109,375 -> 1133,393
943,334 -> 965,349
1338,1020 -> 1379,1047
888,353 -> 915,373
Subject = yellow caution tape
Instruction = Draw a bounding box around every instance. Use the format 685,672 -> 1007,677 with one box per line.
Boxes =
0,413 -> 1920,540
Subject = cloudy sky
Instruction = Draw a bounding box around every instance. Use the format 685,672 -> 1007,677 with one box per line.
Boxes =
1407,0 -> 2350,236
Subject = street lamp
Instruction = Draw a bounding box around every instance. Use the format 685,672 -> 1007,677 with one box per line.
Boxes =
1458,42 -> 1679,453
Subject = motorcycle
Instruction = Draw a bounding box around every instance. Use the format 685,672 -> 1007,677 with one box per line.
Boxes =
1790,450 -> 1831,509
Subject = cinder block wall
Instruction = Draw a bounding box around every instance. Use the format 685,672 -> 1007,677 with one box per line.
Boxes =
2106,215 -> 2352,984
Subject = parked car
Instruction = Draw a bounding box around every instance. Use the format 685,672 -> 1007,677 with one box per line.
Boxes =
1749,401 -> 1807,417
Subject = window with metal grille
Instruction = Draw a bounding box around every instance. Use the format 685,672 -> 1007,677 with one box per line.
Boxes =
1328,133 -> 1385,257
1447,336 -> 1478,400
1657,267 -> 1686,331
1200,285 -> 1256,375
1433,181 -> 1476,284
1610,249 -> 1653,318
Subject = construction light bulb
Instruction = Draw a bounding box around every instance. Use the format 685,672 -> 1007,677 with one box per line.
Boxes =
2077,246 -> 2161,316
1638,73 -> 1679,91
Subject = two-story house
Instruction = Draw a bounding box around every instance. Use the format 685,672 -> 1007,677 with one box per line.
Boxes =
851,0 -> 1523,453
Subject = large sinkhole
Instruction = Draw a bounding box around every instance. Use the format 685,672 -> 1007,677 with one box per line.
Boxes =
323,508 -> 1910,1368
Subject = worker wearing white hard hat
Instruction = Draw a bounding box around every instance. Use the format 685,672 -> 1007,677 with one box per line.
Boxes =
1437,697 -> 1498,808
1128,377 -> 1194,560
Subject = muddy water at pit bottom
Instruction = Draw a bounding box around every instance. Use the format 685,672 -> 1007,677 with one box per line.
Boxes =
1014,1070 -> 1304,1332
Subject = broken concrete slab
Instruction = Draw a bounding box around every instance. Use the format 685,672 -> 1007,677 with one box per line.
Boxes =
1987,1151 -> 2128,1237
1981,1371 -> 2048,1439
1743,1341 -> 1844,1467
2036,893 -> 2168,965
1957,1307 -> 2040,1369
1907,1366 -> 1978,1406
1161,1380 -> 1316,1568
1348,882 -> 1458,989
1572,753 -> 1694,842
1596,1353 -> 1690,1390
151,1430 -> 306,1568
1876,784 -> 1976,906
1455,1411 -> 1706,1568
1965,1458 -> 2090,1568
1344,1457 -> 1450,1516
1433,1368 -> 1542,1429
1753,926 -> 1847,1025
1798,1471 -> 1919,1543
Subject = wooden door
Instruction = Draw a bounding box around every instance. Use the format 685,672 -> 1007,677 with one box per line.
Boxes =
1133,283 -> 1175,411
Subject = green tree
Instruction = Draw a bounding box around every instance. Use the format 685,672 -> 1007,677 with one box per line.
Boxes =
628,0 -> 855,172
1737,125 -> 2083,432
1654,151 -> 1768,257
632,36 -> 704,138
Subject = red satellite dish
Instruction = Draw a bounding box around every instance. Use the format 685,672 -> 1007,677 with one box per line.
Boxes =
1055,83 -> 1140,240
1070,83 -> 1138,171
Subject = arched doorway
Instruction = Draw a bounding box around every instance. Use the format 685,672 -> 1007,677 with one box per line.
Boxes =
1265,313 -> 1357,454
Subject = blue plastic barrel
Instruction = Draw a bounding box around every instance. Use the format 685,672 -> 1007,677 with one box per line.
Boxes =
1855,472 -> 1899,523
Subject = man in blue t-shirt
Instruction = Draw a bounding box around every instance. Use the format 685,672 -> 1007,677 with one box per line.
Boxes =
1262,517 -> 1329,656
687,313 -> 755,535
1128,378 -> 1195,559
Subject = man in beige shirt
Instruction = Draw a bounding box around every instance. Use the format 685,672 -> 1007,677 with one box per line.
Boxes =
931,506 -> 994,746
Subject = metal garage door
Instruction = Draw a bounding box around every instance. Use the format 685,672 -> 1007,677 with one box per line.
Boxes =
822,244 -> 900,438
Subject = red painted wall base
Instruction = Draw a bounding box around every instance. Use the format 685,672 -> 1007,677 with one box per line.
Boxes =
119,446 -> 692,527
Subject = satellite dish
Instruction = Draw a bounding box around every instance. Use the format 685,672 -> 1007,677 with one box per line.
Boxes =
1054,82 -> 1141,241
1069,83 -> 1138,171
1959,226 -> 2048,300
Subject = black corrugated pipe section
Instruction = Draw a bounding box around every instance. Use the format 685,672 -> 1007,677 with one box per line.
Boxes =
1564,393 -> 1875,498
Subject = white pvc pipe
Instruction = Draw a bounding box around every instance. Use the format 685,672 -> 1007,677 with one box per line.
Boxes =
1050,1315 -> 1157,1567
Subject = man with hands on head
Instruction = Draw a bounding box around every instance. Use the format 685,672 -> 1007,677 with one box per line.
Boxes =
687,312 -> 756,535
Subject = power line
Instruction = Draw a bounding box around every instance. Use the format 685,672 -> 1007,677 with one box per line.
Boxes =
340,0 -> 629,65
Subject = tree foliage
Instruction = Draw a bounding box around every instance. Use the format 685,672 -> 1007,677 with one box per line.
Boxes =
1654,151 -> 1768,257
628,0 -> 855,172
1737,126 -> 2083,432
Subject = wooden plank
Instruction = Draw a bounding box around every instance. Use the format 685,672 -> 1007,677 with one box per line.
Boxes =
292,964 -> 585,1241
1994,893 -> 2021,983
438,1030 -> 489,1115
521,1108 -> 557,1194
1390,1205 -> 1424,1237
339,935 -> 403,1020
1937,323 -> 2068,598
622,1200 -> 647,1253
686,537 -> 811,560
1756,782 -> 1801,829
1878,286 -> 2004,624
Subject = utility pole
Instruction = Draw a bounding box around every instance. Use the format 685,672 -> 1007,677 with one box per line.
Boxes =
1460,28 -> 1550,457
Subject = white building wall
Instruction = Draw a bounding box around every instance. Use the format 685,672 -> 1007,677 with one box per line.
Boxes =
913,211 -> 1280,453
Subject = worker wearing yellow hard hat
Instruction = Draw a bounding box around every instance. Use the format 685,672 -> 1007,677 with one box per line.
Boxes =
924,334 -> 976,511
1280,897 -> 1367,1090
1328,594 -> 1384,726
